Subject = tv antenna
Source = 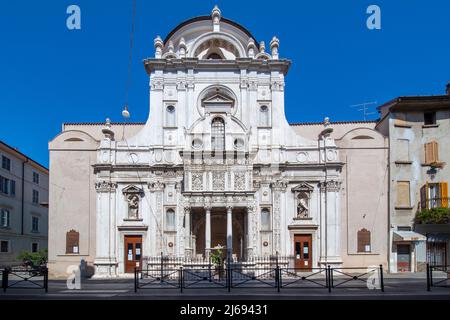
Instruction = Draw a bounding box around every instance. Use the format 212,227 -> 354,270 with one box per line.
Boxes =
350,101 -> 377,120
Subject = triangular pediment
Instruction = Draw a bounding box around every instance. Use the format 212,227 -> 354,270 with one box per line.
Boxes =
203,93 -> 234,105
122,185 -> 144,194
291,182 -> 314,192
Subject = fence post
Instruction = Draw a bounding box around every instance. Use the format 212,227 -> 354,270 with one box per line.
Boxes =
327,265 -> 332,293
160,252 -> 163,284
208,256 -> 212,282
180,267 -> 183,293
134,267 -> 138,293
2,268 -> 7,293
44,267 -> 48,293
276,266 -> 281,293
227,256 -> 231,293
426,263 -> 431,291
379,264 -> 384,292
430,264 -> 434,288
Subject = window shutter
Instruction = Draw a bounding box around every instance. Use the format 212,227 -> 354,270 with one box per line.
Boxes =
420,185 -> 427,209
10,180 -> 15,196
441,182 -> 448,208
425,143 -> 432,164
432,141 -> 439,163
66,230 -> 80,254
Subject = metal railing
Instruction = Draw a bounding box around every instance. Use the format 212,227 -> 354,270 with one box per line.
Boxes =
329,265 -> 384,292
419,197 -> 450,210
1,266 -> 48,293
134,263 -> 385,293
427,264 -> 450,291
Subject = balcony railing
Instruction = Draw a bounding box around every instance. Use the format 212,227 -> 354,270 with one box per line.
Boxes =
419,198 -> 450,210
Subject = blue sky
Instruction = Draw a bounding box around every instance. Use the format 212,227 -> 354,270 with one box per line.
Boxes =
0,0 -> 449,167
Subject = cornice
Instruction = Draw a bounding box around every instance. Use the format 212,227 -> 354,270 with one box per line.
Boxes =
143,58 -> 291,75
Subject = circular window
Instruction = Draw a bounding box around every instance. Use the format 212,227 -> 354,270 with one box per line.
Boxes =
192,138 -> 203,149
234,138 -> 244,149
167,105 -> 175,113
260,105 -> 269,112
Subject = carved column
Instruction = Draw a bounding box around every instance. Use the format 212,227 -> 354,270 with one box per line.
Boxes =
205,205 -> 212,257
184,207 -> 192,258
326,180 -> 342,265
226,205 -> 233,258
94,181 -> 117,278
271,181 -> 287,254
149,181 -> 165,255
246,205 -> 255,259
319,180 -> 342,267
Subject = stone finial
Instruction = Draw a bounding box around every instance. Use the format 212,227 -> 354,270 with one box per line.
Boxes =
167,41 -> 175,54
178,37 -> 187,58
270,36 -> 279,60
247,38 -> 256,58
211,5 -> 221,32
324,117 -> 330,127
259,41 -> 266,53
102,118 -> 114,140
154,36 -> 163,59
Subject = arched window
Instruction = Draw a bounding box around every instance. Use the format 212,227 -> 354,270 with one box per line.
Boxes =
165,209 -> 175,231
260,105 -> 270,126
211,117 -> 225,151
261,209 -> 271,231
357,229 -> 371,253
166,105 -> 176,127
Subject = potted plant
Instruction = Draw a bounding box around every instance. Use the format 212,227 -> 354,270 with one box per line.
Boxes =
210,245 -> 224,279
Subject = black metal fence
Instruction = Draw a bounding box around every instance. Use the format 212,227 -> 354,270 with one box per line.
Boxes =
329,266 -> 384,292
135,263 -> 385,293
427,264 -> 450,291
1,267 -> 48,293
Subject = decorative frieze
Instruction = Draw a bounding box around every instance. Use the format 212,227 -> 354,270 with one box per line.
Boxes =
212,172 -> 225,191
234,172 -> 246,191
191,173 -> 203,191
95,181 -> 117,193
319,180 -> 342,192
148,181 -> 165,192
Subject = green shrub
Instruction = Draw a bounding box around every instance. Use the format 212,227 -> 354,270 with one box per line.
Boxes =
17,249 -> 48,266
416,207 -> 450,224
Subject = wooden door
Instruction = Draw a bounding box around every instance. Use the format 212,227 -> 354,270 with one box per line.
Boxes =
124,235 -> 142,273
294,234 -> 312,271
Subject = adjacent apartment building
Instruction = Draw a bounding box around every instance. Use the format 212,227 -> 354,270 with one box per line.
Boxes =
376,84 -> 450,272
0,140 -> 49,267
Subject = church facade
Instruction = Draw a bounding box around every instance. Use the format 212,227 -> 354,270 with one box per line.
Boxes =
48,7 -> 388,278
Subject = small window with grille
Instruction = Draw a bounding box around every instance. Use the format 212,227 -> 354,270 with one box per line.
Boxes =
211,117 -> 225,151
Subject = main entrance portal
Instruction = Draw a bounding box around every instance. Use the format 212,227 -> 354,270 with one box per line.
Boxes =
191,208 -> 246,260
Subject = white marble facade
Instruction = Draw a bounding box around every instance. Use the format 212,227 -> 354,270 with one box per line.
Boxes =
90,6 -> 343,277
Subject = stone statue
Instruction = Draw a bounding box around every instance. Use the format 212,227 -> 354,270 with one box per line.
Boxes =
127,194 -> 139,219
297,193 -> 309,218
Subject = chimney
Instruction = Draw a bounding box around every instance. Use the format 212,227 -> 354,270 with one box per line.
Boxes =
446,83 -> 450,95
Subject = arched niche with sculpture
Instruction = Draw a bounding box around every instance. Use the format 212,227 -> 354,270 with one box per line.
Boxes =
291,183 -> 314,219
122,185 -> 145,220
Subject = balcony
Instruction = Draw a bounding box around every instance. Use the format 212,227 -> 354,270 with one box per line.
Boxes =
416,198 -> 450,224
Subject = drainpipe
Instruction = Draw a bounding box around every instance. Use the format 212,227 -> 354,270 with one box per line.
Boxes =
21,159 -> 28,235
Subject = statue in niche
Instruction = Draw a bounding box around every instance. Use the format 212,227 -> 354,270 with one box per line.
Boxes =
127,194 -> 140,219
297,192 -> 309,218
